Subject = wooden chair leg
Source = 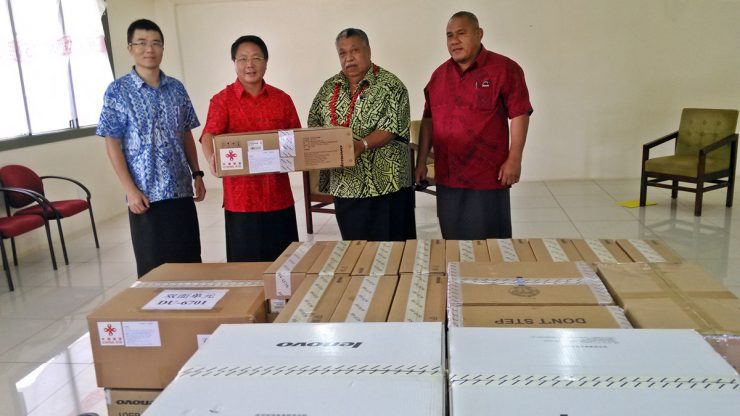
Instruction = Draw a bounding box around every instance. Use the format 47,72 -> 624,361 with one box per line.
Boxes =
671,180 -> 679,199
727,175 -> 736,208
694,182 -> 704,216
639,170 -> 648,206
1,239 -> 14,291
302,172 -> 314,234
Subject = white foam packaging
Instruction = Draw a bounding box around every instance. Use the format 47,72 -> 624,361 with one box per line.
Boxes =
145,322 -> 445,415
448,328 -> 740,415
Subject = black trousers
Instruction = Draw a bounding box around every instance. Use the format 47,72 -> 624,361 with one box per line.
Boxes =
334,187 -> 416,241
225,205 -> 299,262
437,185 -> 512,239
129,197 -> 201,277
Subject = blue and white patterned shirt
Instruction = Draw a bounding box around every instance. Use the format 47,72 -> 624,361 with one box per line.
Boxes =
97,67 -> 200,203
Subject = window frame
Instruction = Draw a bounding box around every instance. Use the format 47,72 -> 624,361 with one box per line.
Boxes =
0,3 -> 114,151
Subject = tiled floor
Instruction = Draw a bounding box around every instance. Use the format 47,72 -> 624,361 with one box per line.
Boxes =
1,176 -> 740,415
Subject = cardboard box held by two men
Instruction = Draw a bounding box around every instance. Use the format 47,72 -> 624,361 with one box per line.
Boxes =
213,127 -> 355,177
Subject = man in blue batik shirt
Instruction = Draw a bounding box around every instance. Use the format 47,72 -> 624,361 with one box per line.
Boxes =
97,19 -> 205,277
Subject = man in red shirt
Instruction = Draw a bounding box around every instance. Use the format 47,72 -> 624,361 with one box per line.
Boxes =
200,35 -> 300,261
415,11 -> 533,239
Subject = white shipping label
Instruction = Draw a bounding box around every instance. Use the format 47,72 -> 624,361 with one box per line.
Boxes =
269,298 -> 287,313
122,321 -> 161,347
247,140 -> 264,151
248,149 -> 281,174
219,148 -> 244,171
97,321 -> 124,346
278,130 -> 296,156
142,289 -> 228,310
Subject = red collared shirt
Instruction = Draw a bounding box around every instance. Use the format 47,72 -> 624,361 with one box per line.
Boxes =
423,46 -> 533,190
202,80 -> 301,212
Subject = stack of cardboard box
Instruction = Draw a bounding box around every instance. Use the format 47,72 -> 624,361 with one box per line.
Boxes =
598,262 -> 740,371
144,322 -> 446,415
447,261 -> 631,329
263,241 -> 329,317
448,327 -> 740,415
88,262 -> 269,416
388,240 -> 448,322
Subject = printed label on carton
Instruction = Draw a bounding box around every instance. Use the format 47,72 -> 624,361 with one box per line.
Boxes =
142,289 -> 228,310
97,321 -> 124,346
219,148 -> 243,170
248,149 -> 281,173
122,321 -> 161,347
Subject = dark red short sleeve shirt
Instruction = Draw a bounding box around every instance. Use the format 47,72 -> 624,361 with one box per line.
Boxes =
202,81 -> 301,212
423,47 -> 533,190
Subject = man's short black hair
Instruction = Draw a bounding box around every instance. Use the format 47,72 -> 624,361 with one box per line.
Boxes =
231,35 -> 269,61
450,11 -> 480,28
127,19 -> 164,45
336,28 -> 370,48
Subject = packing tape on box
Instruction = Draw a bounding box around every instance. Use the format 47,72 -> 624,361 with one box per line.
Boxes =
585,239 -> 619,263
319,241 -> 351,275
345,275 -> 381,322
278,130 -> 296,173
448,373 -> 740,390
179,363 -> 443,378
606,305 -> 633,328
369,241 -> 394,276
278,130 -> 296,156
447,262 -> 463,327
458,240 -> 476,262
276,242 -> 316,297
543,238 -> 570,262
412,240 -> 432,274
628,239 -> 667,262
495,239 -> 520,262
287,273 -> 334,323
131,280 -> 263,288
449,278 -> 614,306
404,273 -> 430,322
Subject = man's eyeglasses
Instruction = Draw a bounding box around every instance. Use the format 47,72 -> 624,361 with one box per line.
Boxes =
235,56 -> 266,65
129,41 -> 164,50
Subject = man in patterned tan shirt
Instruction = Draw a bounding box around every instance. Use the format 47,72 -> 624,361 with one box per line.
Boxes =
308,28 -> 416,241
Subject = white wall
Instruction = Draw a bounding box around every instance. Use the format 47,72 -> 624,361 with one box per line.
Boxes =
5,0 -> 739,255
167,0 -> 740,184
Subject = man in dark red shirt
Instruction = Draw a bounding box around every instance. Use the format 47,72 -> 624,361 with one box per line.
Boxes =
415,11 -> 533,239
200,35 -> 300,261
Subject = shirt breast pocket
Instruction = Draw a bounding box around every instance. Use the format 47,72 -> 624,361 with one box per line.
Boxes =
474,80 -> 497,112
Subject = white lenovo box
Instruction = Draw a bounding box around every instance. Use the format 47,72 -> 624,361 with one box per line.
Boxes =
145,322 -> 445,415
448,328 -> 740,415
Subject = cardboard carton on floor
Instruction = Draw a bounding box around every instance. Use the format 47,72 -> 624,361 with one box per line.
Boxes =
141,262 -> 270,283
450,261 -> 598,281
263,241 -> 328,299
144,323 -> 445,416
448,327 -> 740,415
447,262 -> 611,307
388,273 -> 447,322
351,241 -> 405,277
597,262 -> 740,371
273,274 -> 350,323
331,275 -> 398,322
106,388 -> 161,416
213,127 -> 355,177
616,239 -> 682,262
487,238 -> 536,262
88,278 -> 265,388
448,305 -> 631,328
571,239 -> 632,264
400,239 -> 446,275
529,238 -> 583,262
446,240 -> 490,263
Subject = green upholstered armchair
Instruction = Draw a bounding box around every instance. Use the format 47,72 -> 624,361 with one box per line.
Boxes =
640,108 -> 739,216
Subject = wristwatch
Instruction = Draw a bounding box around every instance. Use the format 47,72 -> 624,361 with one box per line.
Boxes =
191,170 -> 205,179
